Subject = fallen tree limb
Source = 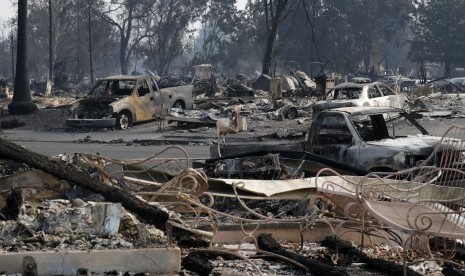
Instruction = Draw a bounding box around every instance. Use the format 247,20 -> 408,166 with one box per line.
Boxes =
321,236 -> 422,276
257,233 -> 348,276
0,138 -> 169,229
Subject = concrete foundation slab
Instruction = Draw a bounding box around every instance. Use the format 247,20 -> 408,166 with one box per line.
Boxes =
0,247 -> 180,275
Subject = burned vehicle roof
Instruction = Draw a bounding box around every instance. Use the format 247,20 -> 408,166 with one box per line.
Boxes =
330,106 -> 429,135
99,75 -> 143,81
330,82 -> 366,90
324,81 -> 397,98
348,77 -> 372,83
330,106 -> 403,116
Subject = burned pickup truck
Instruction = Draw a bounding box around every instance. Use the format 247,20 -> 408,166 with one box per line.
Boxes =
306,106 -> 443,172
67,74 -> 193,129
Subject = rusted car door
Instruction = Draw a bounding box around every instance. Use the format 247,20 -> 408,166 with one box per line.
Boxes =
132,78 -> 156,122
308,113 -> 360,164
149,78 -> 163,117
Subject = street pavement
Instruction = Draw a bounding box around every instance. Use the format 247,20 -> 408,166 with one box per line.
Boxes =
0,128 -> 212,160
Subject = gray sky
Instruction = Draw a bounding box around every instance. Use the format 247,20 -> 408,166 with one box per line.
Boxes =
0,1 -> 14,22
0,1 -> 247,25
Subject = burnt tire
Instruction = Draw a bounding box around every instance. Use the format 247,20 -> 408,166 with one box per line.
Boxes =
116,111 -> 132,130
284,106 -> 298,119
173,100 -> 185,109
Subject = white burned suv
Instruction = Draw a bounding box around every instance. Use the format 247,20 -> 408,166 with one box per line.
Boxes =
67,74 -> 193,129
312,82 -> 410,117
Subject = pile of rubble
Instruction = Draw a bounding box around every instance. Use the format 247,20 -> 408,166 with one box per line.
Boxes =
1,135 -> 464,275
5,68 -> 465,275
166,69 -> 317,130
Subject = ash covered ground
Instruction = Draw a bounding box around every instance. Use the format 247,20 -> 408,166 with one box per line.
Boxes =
0,105 -> 313,140
1,104 -> 464,138
1,96 -> 465,275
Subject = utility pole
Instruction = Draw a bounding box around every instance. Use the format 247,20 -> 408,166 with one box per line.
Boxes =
48,0 -> 53,82
88,0 -> 94,85
10,29 -> 14,81
9,0 -> 37,114
76,0 -> 82,82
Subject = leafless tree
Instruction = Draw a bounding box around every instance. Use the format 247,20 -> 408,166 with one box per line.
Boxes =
261,0 -> 296,76
94,0 -> 153,75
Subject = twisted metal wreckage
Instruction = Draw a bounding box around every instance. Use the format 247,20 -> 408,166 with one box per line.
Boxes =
1,130 -> 465,275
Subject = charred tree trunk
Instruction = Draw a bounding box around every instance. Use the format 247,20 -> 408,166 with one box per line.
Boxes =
87,0 -> 94,85
9,0 -> 37,114
120,33 -> 129,75
10,31 -> 14,81
0,138 -> 169,230
261,0 -> 293,76
262,22 -> 279,76
119,1 -> 135,75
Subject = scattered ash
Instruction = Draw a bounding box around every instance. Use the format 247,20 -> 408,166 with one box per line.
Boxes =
0,200 -> 168,253
0,159 -> 29,175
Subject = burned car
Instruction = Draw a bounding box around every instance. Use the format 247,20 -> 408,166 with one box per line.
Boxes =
306,106 -> 443,172
67,74 -> 193,129
312,82 -> 410,117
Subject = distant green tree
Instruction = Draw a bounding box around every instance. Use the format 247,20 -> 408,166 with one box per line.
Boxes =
346,0 -> 413,73
220,0 -> 265,74
0,21 -> 15,79
141,0 -> 208,76
237,0 -> 414,74
409,0 -> 465,76
26,0 -> 119,80
191,0 -> 242,67
298,1 -> 357,74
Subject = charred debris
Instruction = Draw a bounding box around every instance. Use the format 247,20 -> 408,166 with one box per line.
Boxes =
2,68 -> 465,274
0,138 -> 435,275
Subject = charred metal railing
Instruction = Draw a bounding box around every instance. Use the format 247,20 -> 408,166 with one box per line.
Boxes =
75,145 -> 347,274
316,125 -> 465,275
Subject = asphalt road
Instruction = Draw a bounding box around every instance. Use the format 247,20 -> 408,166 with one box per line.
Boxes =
1,129 -> 212,160
13,141 -> 211,160
2,114 -> 465,161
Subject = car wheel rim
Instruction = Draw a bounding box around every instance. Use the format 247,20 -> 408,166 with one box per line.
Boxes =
174,101 -> 183,109
119,114 -> 129,129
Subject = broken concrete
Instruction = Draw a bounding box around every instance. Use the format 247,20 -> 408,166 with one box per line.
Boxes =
0,248 -> 180,275
0,170 -> 70,201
